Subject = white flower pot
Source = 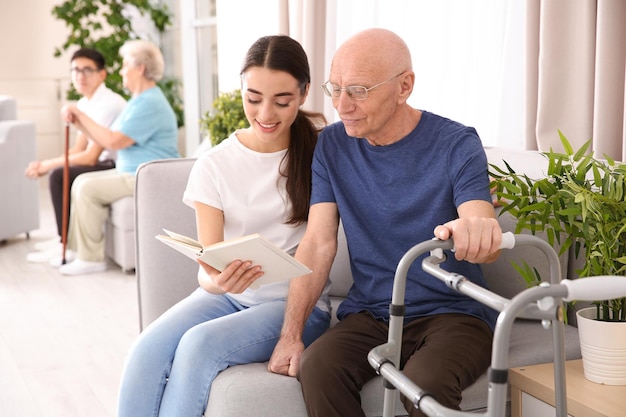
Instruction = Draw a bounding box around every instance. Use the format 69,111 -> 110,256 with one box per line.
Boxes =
576,306 -> 626,385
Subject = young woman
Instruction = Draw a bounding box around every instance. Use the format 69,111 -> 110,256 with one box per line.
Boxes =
116,35 -> 330,417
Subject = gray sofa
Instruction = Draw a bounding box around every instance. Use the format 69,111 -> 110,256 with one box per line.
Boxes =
0,96 -> 39,242
105,195 -> 135,272
134,148 -> 582,417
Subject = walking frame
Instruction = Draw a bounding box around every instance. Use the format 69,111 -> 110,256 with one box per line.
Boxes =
368,232 -> 626,417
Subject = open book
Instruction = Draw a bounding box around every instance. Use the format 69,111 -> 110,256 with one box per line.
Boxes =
156,229 -> 312,290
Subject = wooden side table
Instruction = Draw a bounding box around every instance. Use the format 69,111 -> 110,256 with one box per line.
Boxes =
509,359 -> 626,417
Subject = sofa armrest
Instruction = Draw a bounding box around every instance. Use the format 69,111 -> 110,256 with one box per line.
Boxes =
0,120 -> 39,240
135,158 -> 198,330
0,96 -> 17,121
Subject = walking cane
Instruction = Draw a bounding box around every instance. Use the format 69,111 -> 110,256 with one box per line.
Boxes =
61,122 -> 70,265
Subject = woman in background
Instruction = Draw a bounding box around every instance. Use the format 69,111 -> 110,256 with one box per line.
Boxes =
116,35 -> 330,417
59,39 -> 179,275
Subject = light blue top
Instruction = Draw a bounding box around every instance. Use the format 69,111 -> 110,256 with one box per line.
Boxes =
111,86 -> 179,174
311,111 -> 498,330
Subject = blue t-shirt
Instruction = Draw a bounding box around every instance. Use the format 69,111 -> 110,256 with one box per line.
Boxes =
311,111 -> 498,330
111,86 -> 179,174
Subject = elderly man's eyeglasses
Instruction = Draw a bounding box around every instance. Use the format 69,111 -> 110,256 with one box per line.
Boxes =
70,67 -> 100,77
321,72 -> 404,101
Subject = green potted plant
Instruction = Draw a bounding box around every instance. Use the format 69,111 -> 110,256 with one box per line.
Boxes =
489,131 -> 626,384
199,89 -> 249,147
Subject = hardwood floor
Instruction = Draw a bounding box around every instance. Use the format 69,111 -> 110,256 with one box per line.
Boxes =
0,184 -> 138,417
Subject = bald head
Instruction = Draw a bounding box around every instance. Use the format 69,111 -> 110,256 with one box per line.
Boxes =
326,28 -> 419,146
332,28 -> 412,77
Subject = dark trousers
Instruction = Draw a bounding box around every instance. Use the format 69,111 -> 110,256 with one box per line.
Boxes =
298,311 -> 493,417
48,160 -> 115,238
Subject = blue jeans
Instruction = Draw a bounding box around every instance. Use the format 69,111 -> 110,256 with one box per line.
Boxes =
117,288 -> 330,417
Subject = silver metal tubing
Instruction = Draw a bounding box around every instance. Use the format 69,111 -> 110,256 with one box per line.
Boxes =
373,234 -> 572,417
421,258 -> 555,321
377,362 -> 471,417
486,284 -> 568,417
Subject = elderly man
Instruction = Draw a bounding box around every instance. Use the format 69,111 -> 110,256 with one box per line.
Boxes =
268,28 -> 502,417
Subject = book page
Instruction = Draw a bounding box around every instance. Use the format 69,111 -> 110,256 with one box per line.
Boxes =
199,234 -> 312,289
162,229 -> 202,248
156,231 -> 312,290
156,234 -> 202,260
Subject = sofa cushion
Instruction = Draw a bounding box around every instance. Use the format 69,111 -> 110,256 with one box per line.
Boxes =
205,362 -> 407,417
205,319 -> 581,417
109,196 -> 134,230
328,221 -> 353,297
485,146 -> 548,179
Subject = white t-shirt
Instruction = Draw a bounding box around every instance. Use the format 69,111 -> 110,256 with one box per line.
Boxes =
184,133 -> 329,312
76,82 -> 127,161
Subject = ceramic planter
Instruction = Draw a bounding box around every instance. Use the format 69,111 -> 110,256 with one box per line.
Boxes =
576,306 -> 626,385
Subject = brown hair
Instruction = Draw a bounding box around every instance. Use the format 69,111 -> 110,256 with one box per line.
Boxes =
241,35 -> 326,225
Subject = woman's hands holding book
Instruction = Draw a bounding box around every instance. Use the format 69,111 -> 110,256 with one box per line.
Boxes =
197,259 -> 264,294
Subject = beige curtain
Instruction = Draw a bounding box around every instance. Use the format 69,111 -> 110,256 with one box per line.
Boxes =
278,0 -> 328,115
526,0 -> 626,160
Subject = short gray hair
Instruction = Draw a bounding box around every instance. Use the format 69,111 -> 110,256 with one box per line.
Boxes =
119,39 -> 165,82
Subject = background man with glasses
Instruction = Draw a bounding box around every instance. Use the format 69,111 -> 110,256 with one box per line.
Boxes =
268,28 -> 502,417
25,48 -> 127,264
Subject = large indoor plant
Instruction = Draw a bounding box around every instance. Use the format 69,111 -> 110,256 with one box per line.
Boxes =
199,89 -> 249,147
489,131 -> 626,384
51,0 -> 184,127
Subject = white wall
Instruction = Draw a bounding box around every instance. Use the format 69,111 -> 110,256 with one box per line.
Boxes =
215,0 -> 280,94
0,0 -> 75,160
209,0 -> 522,147
327,0 -> 521,147
0,0 -> 522,160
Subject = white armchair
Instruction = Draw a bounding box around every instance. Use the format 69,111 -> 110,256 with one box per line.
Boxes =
0,95 -> 17,121
0,97 -> 39,242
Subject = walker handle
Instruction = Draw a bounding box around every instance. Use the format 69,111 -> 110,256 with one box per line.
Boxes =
561,276 -> 626,302
449,231 -> 514,251
499,231 -> 515,250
